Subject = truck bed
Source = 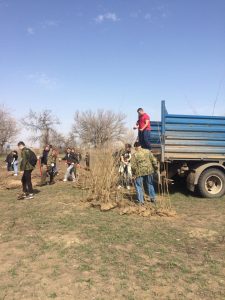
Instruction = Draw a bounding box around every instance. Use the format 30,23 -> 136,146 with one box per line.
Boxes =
150,102 -> 225,161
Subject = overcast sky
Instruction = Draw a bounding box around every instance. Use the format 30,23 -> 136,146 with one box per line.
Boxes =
0,0 -> 225,139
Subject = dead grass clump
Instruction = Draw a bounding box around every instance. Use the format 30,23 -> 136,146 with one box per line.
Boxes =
79,148 -> 175,218
82,148 -> 120,204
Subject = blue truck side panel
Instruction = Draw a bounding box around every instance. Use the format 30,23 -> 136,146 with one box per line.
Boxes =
150,101 -> 225,161
150,121 -> 162,154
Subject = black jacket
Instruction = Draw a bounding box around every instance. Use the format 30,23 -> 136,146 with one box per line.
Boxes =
41,150 -> 49,165
62,153 -> 78,165
5,153 -> 13,164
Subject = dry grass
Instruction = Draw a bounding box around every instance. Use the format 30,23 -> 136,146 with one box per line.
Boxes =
77,148 -> 175,217
0,149 -> 175,218
85,148 -> 119,203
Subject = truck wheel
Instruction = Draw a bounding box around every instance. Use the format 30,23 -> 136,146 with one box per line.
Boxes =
198,168 -> 225,198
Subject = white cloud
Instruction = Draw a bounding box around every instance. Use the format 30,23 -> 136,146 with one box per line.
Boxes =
143,5 -> 169,24
28,73 -> 57,89
95,13 -> 120,24
27,27 -> 35,35
26,20 -> 58,36
40,20 -> 58,29
156,5 -> 169,19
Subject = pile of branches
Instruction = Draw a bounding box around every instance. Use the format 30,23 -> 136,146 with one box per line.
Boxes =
78,148 -> 176,218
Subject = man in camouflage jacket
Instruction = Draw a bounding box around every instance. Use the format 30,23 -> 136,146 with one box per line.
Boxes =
131,142 -> 158,204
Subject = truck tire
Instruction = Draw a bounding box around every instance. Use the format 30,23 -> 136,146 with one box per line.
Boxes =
198,168 -> 225,198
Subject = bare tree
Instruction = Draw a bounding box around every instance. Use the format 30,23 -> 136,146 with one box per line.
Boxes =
64,132 -> 77,148
49,130 -> 66,149
0,106 -> 19,153
22,110 -> 60,147
123,128 -> 137,145
72,110 -> 127,147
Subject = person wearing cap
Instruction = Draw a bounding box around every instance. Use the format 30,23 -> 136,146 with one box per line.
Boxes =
133,108 -> 151,150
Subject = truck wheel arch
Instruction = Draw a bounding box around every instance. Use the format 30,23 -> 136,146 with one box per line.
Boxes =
193,163 -> 225,185
186,163 -> 225,193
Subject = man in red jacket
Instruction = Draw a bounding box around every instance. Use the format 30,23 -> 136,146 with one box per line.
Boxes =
133,108 -> 151,150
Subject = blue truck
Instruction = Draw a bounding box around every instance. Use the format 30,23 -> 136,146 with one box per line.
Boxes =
151,101 -> 225,198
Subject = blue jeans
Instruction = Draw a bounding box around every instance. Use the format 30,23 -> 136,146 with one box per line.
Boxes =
64,164 -> 75,180
13,161 -> 18,175
134,175 -> 156,203
138,130 -> 151,150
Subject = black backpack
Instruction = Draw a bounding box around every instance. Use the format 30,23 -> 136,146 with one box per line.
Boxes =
28,149 -> 38,167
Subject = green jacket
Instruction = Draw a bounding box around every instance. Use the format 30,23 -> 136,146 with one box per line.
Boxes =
131,148 -> 158,177
20,148 -> 34,171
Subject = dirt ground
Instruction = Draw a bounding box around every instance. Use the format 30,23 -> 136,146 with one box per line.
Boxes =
0,160 -> 225,300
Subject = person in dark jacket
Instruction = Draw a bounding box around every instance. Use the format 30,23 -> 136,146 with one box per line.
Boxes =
71,148 -> 82,178
46,148 -> 58,184
5,152 -> 13,171
76,151 -> 82,163
17,141 -> 35,200
61,147 -> 78,182
39,144 -> 51,185
41,145 -> 51,165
